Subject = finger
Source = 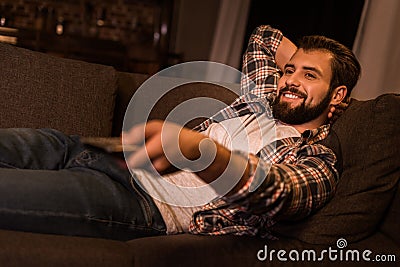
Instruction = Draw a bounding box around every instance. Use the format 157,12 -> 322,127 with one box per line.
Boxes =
123,120 -> 165,143
126,145 -> 150,169
339,101 -> 349,108
152,156 -> 172,172
121,123 -> 146,145
126,131 -> 165,169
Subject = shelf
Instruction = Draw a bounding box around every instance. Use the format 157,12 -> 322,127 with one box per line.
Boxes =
0,0 -> 174,74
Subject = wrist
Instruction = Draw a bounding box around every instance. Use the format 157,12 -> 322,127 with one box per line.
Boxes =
276,37 -> 297,71
195,140 -> 231,184
226,152 -> 258,196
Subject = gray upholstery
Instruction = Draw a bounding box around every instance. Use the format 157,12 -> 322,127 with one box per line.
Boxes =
0,42 -> 398,266
0,43 -> 117,137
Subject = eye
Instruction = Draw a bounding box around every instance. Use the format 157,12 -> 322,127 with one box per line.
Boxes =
305,72 -> 316,79
284,68 -> 294,75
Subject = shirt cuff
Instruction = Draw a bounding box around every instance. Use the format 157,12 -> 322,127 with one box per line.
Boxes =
222,151 -> 271,203
252,25 -> 284,57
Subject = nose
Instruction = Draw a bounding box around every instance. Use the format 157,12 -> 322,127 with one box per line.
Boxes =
285,72 -> 300,88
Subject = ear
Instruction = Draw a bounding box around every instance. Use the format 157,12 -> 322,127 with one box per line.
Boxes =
330,85 -> 347,106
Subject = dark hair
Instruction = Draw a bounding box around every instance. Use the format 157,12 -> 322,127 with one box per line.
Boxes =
298,36 -> 361,98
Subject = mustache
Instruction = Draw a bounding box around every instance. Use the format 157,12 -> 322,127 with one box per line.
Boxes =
278,86 -> 307,98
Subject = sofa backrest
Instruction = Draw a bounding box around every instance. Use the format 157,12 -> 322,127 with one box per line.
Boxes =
114,72 -> 239,136
0,43 -> 117,137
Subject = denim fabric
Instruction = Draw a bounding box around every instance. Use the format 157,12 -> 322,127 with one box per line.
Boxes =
0,128 -> 166,241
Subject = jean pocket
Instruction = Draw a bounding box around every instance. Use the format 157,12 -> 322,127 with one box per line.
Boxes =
70,149 -> 103,167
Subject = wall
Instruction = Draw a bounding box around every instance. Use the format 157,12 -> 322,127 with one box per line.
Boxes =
352,0 -> 400,100
171,0 -> 221,62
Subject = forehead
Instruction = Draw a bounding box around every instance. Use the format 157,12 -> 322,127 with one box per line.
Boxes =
288,48 -> 333,77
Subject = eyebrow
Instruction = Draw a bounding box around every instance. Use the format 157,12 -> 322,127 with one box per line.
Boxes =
284,63 -> 323,77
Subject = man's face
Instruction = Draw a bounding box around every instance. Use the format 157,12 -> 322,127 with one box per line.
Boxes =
273,49 -> 333,125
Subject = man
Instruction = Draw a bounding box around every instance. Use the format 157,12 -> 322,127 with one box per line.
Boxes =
123,25 -> 360,237
0,25 -> 360,240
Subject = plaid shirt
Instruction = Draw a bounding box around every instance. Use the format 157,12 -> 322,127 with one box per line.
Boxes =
188,25 -> 338,238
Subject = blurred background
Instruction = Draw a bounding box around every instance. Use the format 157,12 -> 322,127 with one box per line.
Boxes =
0,0 -> 399,99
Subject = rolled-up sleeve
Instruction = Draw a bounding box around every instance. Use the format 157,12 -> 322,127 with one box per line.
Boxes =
223,143 -> 339,221
241,25 -> 283,96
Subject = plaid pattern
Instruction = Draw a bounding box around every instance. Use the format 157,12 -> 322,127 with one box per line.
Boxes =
189,26 -> 338,238
241,25 -> 283,97
194,25 -> 282,132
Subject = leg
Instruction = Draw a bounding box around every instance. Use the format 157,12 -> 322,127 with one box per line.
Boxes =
0,167 -> 166,241
0,128 -> 81,170
0,128 -> 166,240
0,127 -> 132,191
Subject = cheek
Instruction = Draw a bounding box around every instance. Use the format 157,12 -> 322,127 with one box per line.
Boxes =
277,78 -> 286,90
306,89 -> 329,105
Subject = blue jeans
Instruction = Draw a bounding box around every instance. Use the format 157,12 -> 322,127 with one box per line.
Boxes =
0,128 -> 166,241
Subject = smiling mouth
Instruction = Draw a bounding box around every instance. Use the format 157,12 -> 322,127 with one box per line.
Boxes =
282,92 -> 303,99
279,87 -> 307,100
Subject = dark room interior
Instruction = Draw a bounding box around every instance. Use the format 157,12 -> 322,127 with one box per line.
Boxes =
0,1 -> 398,266
0,0 -> 365,74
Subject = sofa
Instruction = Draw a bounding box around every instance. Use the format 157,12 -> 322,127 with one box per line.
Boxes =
0,42 -> 398,267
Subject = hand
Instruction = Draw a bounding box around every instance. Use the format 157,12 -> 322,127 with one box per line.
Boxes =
122,120 -> 216,174
276,36 -> 297,72
328,98 -> 350,123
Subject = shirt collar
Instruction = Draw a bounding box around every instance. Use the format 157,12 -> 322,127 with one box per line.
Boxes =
300,124 -> 331,144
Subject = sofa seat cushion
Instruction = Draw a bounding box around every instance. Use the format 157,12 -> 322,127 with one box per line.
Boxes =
126,233 -> 399,266
0,43 -> 117,137
272,94 -> 400,245
0,229 -> 133,267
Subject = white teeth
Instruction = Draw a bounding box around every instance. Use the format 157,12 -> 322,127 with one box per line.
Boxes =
284,93 -> 299,99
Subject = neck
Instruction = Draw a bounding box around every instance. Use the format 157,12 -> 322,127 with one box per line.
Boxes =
289,112 -> 328,134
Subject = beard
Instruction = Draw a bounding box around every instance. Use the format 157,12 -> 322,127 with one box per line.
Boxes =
272,86 -> 332,125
